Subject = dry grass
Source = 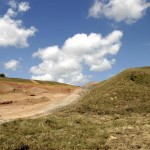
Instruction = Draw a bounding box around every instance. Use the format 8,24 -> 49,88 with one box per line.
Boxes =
0,77 -> 69,86
69,66 -> 150,115
0,66 -> 150,150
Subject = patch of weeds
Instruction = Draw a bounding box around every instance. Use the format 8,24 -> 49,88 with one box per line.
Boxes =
129,74 -> 137,81
15,144 -> 29,150
44,117 -> 67,130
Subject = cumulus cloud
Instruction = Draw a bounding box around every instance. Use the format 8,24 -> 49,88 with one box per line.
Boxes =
18,2 -> 30,12
30,30 -> 123,85
4,59 -> 20,71
88,0 -> 150,24
8,0 -> 17,9
0,0 -> 37,48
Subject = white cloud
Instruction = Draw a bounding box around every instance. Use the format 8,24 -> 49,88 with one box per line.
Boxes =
88,0 -> 103,18
18,2 -> 30,12
33,46 -> 60,61
88,0 -> 150,24
0,1 -> 37,48
30,30 -> 123,85
4,59 -> 20,71
8,0 -> 17,9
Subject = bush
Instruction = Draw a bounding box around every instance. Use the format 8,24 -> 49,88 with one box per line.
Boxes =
0,73 -> 6,78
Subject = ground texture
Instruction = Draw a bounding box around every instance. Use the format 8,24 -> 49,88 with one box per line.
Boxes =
0,67 -> 150,149
0,79 -> 84,123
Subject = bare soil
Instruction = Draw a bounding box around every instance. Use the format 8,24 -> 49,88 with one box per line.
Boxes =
0,81 -> 84,122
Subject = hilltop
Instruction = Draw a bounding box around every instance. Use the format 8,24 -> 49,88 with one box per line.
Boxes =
0,67 -> 150,149
70,66 -> 150,115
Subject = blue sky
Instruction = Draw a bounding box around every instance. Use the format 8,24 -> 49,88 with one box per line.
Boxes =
0,0 -> 150,85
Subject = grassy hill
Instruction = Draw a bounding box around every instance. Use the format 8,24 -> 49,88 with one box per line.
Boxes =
0,67 -> 150,150
0,77 -> 68,85
71,66 -> 150,115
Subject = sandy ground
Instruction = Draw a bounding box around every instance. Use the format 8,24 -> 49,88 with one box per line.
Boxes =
0,81 -> 85,124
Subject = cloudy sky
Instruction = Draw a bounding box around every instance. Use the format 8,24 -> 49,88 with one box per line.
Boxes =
0,0 -> 150,85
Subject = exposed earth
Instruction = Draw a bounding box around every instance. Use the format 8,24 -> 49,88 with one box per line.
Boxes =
0,79 -> 85,123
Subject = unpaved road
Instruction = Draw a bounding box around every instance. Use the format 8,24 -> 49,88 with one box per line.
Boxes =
0,83 -> 85,124
32,88 -> 85,117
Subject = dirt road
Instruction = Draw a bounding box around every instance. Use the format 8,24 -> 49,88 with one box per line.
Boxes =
39,88 -> 85,116
0,84 -> 85,124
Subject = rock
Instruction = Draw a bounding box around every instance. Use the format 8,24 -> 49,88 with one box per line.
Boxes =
109,136 -> 118,140
126,126 -> 134,130
111,97 -> 114,100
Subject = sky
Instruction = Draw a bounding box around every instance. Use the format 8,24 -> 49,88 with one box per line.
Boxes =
0,0 -> 150,85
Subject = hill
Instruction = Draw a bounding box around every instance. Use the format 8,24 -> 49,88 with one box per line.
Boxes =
0,67 -> 150,149
71,66 -> 150,115
0,77 -> 79,121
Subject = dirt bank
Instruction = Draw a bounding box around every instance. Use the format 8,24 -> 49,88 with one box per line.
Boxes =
0,80 -> 84,123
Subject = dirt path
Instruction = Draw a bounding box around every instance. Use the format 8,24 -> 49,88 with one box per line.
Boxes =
0,88 -> 85,124
34,88 -> 85,117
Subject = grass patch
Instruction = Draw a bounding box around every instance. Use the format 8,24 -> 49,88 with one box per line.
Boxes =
0,77 -> 72,86
0,115 -> 110,149
0,77 -> 32,83
66,67 -> 150,116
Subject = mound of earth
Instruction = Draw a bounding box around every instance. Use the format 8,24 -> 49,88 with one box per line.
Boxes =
0,78 -> 83,121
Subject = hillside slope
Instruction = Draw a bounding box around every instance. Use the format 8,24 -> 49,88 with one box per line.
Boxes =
0,77 -> 78,120
0,67 -> 150,150
70,66 -> 150,115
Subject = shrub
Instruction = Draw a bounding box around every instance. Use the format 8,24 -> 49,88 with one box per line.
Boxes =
0,73 -> 6,78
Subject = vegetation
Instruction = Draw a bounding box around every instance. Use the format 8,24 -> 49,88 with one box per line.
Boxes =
0,67 -> 150,149
0,77 -> 69,86
69,66 -> 150,115
0,73 -> 6,78
34,80 -> 70,86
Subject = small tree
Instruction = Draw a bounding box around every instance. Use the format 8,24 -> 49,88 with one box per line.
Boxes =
0,73 -> 6,78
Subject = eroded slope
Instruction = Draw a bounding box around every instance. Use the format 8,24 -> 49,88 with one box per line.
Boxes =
0,78 -> 79,120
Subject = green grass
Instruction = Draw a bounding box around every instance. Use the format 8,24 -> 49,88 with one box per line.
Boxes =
0,77 -> 32,83
34,80 -> 70,86
0,66 -> 150,150
0,77 -> 70,86
0,115 -> 110,149
67,66 -> 150,115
